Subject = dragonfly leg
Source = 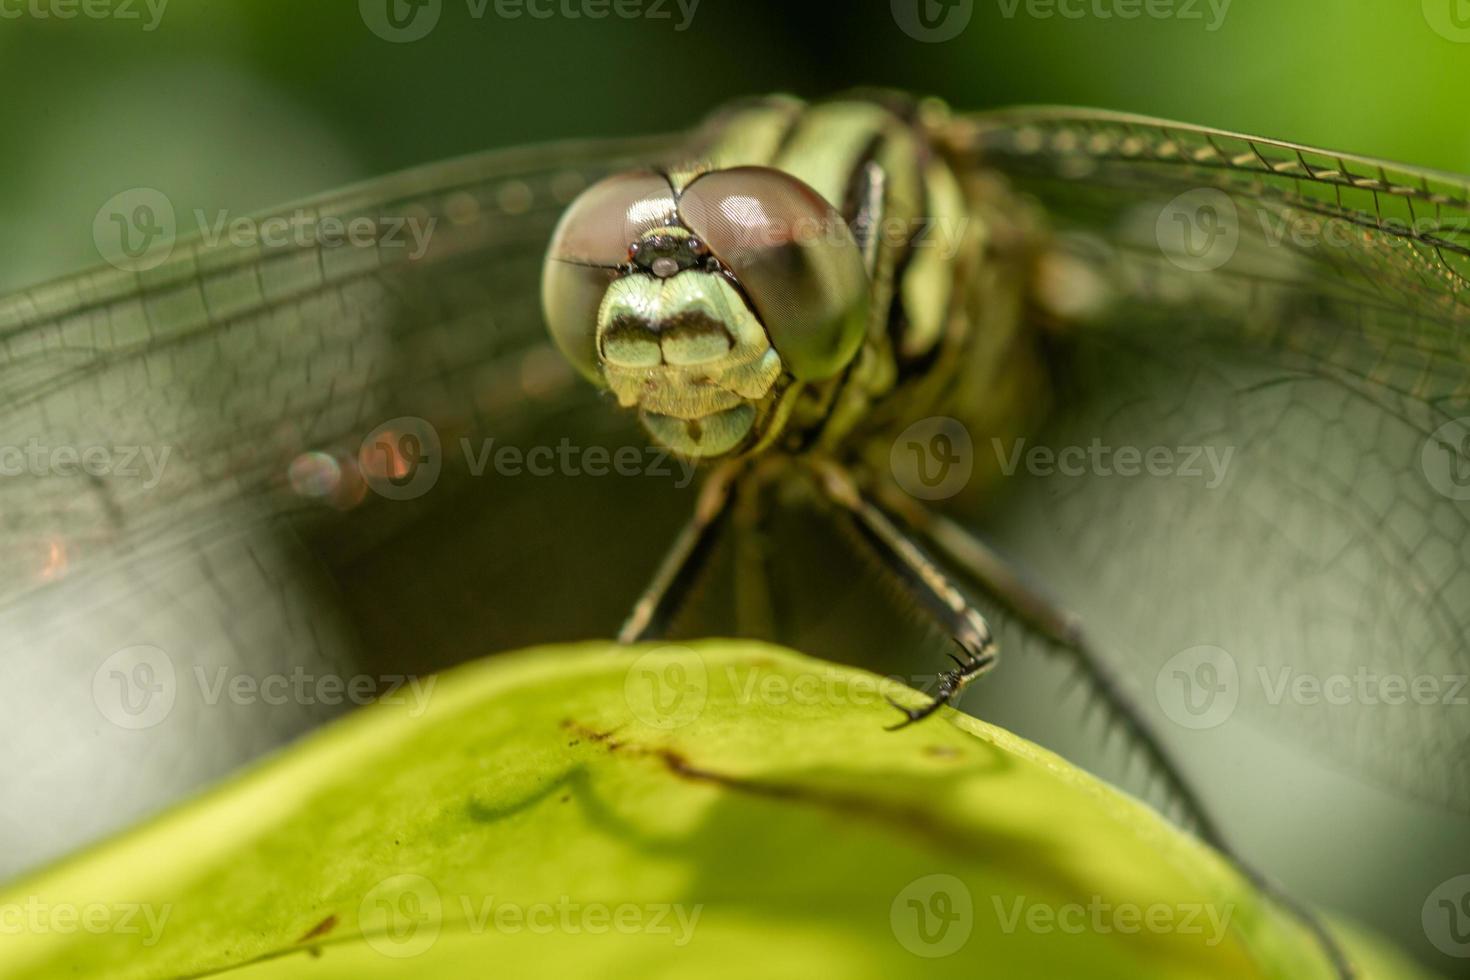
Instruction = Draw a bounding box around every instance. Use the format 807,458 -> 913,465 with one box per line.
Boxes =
807,459 -> 998,728
872,483 -> 1358,980
874,482 -> 1231,835
731,473 -> 780,640
618,460 -> 742,644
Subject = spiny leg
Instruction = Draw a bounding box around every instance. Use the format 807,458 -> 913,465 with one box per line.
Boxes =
731,468 -> 780,641
808,459 -> 997,728
877,484 -> 1225,833
873,483 -> 1357,980
618,460 -> 742,644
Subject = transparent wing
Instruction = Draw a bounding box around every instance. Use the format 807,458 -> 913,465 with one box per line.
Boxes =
940,108 -> 1470,812
2,133 -> 675,597
0,132 -> 700,876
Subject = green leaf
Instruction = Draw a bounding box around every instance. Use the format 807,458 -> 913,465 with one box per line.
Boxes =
0,642 -> 1432,979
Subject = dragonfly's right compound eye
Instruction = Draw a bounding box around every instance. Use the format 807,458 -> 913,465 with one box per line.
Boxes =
678,167 -> 868,381
541,171 -> 677,382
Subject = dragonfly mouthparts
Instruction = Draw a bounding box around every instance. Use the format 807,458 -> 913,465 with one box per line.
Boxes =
629,230 -> 711,278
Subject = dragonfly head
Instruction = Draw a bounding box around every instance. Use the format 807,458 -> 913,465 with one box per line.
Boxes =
542,167 -> 869,458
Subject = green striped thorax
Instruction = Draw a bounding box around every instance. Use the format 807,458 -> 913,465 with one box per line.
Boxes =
541,100 -> 881,459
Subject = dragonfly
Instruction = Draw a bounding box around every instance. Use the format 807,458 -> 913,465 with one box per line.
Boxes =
3,90 -> 1468,977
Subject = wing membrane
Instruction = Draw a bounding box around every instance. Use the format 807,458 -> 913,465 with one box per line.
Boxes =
942,108 -> 1470,810
0,131 -> 700,877
0,135 -> 681,597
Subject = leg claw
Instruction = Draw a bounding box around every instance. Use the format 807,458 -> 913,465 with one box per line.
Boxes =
883,654 -> 995,731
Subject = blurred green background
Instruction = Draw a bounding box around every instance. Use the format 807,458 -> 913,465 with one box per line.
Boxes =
2,0 -> 1469,291
2,1 -> 1467,976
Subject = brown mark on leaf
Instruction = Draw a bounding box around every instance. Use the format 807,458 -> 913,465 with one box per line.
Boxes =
560,718 -> 624,751
296,914 -> 338,944
554,719 -> 1064,895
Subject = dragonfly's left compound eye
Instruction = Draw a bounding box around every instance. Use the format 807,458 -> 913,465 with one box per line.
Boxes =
678,167 -> 869,381
542,171 -> 677,382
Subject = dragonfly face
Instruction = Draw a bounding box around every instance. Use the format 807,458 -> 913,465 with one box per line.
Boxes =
542,164 -> 868,457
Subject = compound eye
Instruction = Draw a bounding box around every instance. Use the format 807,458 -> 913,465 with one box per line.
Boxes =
678,167 -> 868,381
542,171 -> 676,381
